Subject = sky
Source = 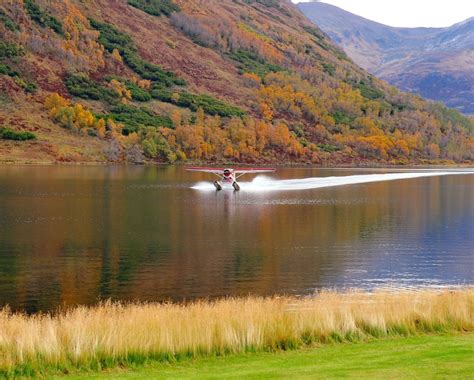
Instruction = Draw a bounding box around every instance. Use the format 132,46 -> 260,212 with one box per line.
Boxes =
293,0 -> 474,28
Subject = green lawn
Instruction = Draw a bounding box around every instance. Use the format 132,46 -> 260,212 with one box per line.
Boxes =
62,334 -> 474,379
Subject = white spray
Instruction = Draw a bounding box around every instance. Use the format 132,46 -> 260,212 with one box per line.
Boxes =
191,171 -> 473,192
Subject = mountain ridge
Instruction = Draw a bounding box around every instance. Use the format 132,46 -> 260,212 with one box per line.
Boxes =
298,1 -> 474,114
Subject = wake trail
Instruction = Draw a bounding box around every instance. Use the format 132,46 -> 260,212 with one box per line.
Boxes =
191,171 -> 473,192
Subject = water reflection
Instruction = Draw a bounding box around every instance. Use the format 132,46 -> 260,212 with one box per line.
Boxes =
0,166 -> 472,312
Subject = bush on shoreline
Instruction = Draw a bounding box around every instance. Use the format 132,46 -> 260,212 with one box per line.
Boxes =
0,288 -> 472,377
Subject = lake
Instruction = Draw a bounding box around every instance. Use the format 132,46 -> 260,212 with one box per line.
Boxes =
0,166 -> 473,313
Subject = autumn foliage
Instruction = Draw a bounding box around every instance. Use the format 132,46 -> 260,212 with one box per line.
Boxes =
1,0 -> 473,164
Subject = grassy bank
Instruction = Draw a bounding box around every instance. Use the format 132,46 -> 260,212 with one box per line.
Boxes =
63,334 -> 474,379
1,289 -> 473,378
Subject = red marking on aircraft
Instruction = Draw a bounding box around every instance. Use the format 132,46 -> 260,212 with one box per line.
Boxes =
186,167 -> 276,191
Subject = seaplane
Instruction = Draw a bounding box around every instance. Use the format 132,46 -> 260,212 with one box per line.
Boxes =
186,167 -> 276,191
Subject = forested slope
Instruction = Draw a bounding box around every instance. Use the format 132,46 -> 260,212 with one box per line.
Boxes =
0,0 -> 472,164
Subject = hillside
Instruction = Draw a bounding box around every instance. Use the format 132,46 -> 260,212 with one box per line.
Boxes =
0,0 -> 473,165
299,2 -> 474,115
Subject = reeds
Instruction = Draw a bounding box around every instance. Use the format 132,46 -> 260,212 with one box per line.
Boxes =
1,288 -> 473,377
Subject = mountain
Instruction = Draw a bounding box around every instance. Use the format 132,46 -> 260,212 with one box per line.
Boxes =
298,1 -> 474,115
0,0 -> 472,165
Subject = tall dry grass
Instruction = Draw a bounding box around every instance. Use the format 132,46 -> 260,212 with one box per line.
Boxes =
0,288 -> 473,377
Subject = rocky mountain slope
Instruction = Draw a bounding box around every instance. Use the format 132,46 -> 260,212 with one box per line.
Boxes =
0,0 -> 472,165
299,1 -> 474,115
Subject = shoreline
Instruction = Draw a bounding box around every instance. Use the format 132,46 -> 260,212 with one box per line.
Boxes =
0,160 -> 473,169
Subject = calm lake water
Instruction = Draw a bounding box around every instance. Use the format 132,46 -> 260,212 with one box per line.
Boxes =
0,166 -> 473,313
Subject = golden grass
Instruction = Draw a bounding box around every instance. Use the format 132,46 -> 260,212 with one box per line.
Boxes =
1,288 -> 473,377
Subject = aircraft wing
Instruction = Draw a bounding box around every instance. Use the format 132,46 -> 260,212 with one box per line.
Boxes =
233,168 -> 276,174
185,167 -> 227,175
185,167 -> 276,178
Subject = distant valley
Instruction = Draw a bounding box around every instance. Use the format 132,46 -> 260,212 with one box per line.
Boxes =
299,2 -> 474,114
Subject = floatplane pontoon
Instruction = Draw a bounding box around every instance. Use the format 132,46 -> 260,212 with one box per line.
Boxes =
186,167 -> 276,191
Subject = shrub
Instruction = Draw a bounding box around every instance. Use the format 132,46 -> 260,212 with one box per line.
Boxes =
331,111 -> 355,125
0,63 -> 36,93
151,87 -> 245,118
141,127 -> 176,162
0,42 -> 24,58
353,80 -> 384,100
14,78 -> 38,93
45,93 -> 110,136
0,64 -> 19,77
244,0 -> 292,17
303,25 -> 327,43
125,81 -> 152,102
389,100 -> 414,113
122,50 -> 185,86
427,103 -> 474,134
65,74 -> 118,102
24,0 -> 63,35
0,9 -> 19,32
255,0 -> 280,7
229,50 -> 283,78
304,25 -> 333,52
165,39 -> 177,49
105,76 -> 153,102
303,25 -> 348,60
150,86 -> 173,102
176,92 -> 245,118
128,0 -> 179,17
322,63 -> 335,76
105,105 -> 173,134
317,143 -> 340,153
89,19 -> 135,54
24,82 -> 37,93
89,19 -> 185,87
0,127 -> 36,141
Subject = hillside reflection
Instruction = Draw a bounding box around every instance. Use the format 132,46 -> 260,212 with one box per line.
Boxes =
0,166 -> 472,312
